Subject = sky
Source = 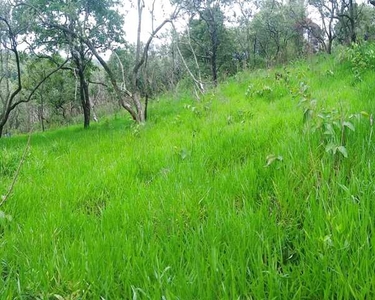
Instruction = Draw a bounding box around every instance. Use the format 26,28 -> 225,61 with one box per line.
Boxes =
121,0 -> 175,43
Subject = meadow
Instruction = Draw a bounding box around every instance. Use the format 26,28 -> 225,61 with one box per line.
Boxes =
1,53 -> 375,299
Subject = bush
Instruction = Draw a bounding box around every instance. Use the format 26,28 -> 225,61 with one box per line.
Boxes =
341,42 -> 375,81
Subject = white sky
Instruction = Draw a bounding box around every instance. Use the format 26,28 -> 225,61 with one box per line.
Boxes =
121,0 -> 175,43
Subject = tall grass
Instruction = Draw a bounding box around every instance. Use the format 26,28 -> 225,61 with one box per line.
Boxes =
1,53 -> 375,299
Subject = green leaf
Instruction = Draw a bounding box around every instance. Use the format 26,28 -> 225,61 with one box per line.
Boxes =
338,183 -> 350,193
265,154 -> 283,167
332,121 -> 341,129
325,143 -> 336,153
303,109 -> 313,123
323,123 -> 335,135
0,210 -> 12,222
342,121 -> 355,132
180,148 -> 190,160
337,146 -> 348,158
310,99 -> 317,107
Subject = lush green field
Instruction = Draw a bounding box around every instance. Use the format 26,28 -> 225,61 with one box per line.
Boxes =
1,53 -> 375,299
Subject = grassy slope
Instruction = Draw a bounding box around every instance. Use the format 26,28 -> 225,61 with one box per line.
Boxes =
1,54 -> 375,299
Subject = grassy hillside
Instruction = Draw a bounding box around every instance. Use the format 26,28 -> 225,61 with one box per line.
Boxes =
1,53 -> 375,299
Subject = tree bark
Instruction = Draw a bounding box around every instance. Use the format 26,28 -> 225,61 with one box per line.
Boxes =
77,66 -> 90,128
40,93 -> 45,132
211,47 -> 218,86
71,45 -> 91,129
144,94 -> 149,121
327,38 -> 333,54
0,116 -> 8,137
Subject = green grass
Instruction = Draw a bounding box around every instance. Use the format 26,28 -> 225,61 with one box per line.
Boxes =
1,53 -> 375,299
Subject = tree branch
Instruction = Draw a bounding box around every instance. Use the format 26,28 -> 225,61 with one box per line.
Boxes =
87,80 -> 108,88
10,58 -> 70,110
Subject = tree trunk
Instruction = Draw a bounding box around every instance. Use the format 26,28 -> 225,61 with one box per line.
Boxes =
349,0 -> 356,43
211,28 -> 219,87
144,94 -> 149,121
133,92 -> 145,123
40,93 -> 45,132
78,67 -> 90,128
327,38 -> 333,54
0,109 -> 11,138
135,0 -> 143,67
83,81 -> 90,128
211,46 -> 218,86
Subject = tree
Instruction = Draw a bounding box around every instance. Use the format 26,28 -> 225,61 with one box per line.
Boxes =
335,0 -> 368,44
309,0 -> 338,54
175,0 -> 231,86
27,58 -> 77,129
232,0 -> 255,68
21,0 -> 179,123
171,23 -> 206,98
0,1 -> 68,137
249,0 -> 305,63
0,9 -> 21,137
18,0 -> 124,127
337,0 -> 358,43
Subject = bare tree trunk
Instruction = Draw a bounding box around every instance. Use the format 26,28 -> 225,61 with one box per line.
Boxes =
72,45 -> 91,129
75,57 -> 90,128
327,38 -> 333,54
144,94 -> 149,121
90,96 -> 99,122
173,25 -> 205,98
186,23 -> 204,90
210,22 -> 219,85
199,7 -> 219,86
135,0 -> 144,68
132,0 -> 146,123
349,0 -> 356,43
78,70 -> 91,128
0,120 -> 6,137
40,93 -> 45,132
133,92 -> 145,123
211,49 -> 218,86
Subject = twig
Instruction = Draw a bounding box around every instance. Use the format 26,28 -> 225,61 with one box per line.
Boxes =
0,132 -> 32,207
